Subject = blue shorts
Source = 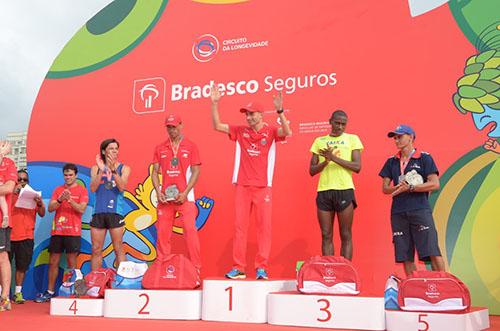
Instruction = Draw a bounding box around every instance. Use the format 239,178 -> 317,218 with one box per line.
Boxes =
390,209 -> 441,263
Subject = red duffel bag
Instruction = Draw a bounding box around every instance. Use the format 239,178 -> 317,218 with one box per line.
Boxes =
297,256 -> 360,295
398,270 -> 471,312
84,268 -> 116,298
142,254 -> 200,289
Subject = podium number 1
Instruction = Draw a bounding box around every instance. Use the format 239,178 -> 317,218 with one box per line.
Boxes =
225,286 -> 233,311
317,298 -> 332,322
418,314 -> 429,331
69,300 -> 78,315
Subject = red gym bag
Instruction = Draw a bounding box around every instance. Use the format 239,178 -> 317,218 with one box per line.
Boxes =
84,268 -> 116,298
142,254 -> 200,289
398,270 -> 471,312
297,256 -> 360,295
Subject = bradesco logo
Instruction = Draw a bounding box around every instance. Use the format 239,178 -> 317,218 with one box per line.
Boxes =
192,34 -> 220,62
171,72 -> 337,101
425,283 -> 440,299
133,77 -> 166,114
162,264 -> 177,279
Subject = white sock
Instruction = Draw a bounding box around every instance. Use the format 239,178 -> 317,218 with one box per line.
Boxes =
15,286 -> 22,294
47,290 -> 55,295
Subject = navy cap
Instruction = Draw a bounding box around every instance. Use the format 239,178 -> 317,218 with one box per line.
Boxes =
387,125 -> 416,139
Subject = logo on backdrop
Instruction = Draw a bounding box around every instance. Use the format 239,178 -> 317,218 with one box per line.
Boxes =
192,33 -> 269,62
192,34 -> 220,62
132,77 -> 166,114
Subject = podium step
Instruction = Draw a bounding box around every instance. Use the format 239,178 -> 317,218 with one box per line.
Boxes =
50,297 -> 104,316
268,291 -> 385,330
385,307 -> 490,331
103,289 -> 202,320
202,278 -> 296,323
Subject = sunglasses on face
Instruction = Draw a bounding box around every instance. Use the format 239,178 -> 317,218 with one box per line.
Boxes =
18,178 -> 28,182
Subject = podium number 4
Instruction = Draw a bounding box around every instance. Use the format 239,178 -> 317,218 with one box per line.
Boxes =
317,298 -> 332,322
69,300 -> 78,315
418,314 -> 429,331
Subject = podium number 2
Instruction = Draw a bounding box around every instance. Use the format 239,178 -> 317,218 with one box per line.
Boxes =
418,314 -> 429,331
68,300 -> 78,315
317,298 -> 332,322
225,286 -> 233,311
138,293 -> 150,315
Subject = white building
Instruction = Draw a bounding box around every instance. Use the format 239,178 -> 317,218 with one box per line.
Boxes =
6,131 -> 27,169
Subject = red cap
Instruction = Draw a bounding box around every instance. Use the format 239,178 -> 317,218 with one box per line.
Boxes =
164,113 -> 181,126
240,102 -> 264,113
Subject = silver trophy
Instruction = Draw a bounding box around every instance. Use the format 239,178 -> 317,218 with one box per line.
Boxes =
165,184 -> 179,201
404,169 -> 424,186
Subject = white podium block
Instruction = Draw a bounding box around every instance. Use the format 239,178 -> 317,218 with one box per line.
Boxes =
50,297 -> 104,316
103,289 -> 202,320
268,291 -> 385,330
386,307 -> 490,331
202,278 -> 296,323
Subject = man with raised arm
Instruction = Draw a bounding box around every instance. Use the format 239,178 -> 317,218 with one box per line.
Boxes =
210,85 -> 291,280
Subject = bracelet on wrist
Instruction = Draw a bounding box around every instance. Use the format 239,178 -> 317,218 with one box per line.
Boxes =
276,109 -> 284,114
56,198 -> 62,204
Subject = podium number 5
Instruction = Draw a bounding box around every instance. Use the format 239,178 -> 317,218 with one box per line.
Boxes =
317,298 -> 332,322
418,314 -> 429,331
225,286 -> 233,311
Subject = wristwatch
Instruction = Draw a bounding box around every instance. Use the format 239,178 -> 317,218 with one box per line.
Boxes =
276,109 -> 284,114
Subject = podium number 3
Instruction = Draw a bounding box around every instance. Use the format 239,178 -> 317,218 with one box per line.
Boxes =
418,314 -> 429,331
317,298 -> 332,322
225,286 -> 233,311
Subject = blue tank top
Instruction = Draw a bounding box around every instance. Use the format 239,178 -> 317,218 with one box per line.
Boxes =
94,164 -> 126,216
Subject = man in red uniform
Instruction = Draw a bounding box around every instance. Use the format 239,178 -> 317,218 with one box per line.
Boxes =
152,114 -> 202,271
0,141 -> 17,311
35,163 -> 88,302
10,169 -> 46,304
210,86 -> 292,280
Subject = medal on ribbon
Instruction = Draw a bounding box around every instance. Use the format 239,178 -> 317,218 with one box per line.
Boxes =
169,136 -> 183,169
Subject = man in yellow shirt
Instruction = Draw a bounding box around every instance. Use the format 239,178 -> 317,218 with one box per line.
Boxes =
309,110 -> 363,260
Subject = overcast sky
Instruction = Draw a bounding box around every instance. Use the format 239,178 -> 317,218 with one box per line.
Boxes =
0,0 -> 113,139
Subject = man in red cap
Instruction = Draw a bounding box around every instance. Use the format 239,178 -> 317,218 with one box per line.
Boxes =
210,85 -> 291,280
151,113 -> 202,271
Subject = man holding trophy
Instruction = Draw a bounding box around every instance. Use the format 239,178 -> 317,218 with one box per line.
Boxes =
379,125 -> 445,276
151,114 -> 202,271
